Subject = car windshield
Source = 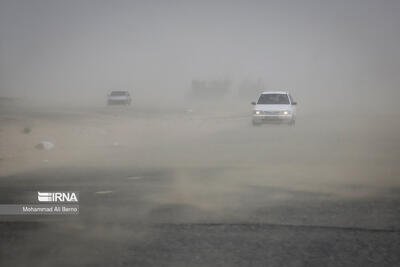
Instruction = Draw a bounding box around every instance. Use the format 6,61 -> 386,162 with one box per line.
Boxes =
257,93 -> 290,104
110,91 -> 127,96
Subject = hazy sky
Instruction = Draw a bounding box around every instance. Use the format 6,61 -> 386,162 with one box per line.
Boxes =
0,0 -> 399,104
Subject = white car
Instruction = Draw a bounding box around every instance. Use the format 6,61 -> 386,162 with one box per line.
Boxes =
107,91 -> 132,105
252,91 -> 297,126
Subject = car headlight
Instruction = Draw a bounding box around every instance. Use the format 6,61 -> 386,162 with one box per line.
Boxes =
254,110 -> 261,115
282,110 -> 291,115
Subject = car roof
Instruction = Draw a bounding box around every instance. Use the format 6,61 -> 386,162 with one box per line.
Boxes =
261,91 -> 289,95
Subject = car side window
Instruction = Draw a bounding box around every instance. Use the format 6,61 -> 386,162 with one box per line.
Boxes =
288,94 -> 294,104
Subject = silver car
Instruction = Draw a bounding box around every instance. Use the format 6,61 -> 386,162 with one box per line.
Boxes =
107,91 -> 132,106
251,91 -> 297,126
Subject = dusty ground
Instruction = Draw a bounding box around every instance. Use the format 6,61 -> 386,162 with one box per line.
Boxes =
0,102 -> 399,266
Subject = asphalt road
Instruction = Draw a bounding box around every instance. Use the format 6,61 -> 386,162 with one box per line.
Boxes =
0,104 -> 399,266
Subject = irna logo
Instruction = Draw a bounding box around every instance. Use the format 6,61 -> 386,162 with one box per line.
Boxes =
38,192 -> 79,202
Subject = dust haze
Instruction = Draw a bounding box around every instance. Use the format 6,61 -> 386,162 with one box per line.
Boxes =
1,1 -> 400,266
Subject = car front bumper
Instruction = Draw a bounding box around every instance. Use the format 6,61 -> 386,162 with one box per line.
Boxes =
252,114 -> 294,123
108,99 -> 129,105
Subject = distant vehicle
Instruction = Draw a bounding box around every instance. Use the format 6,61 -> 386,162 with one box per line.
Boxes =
107,91 -> 131,105
251,91 -> 297,126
